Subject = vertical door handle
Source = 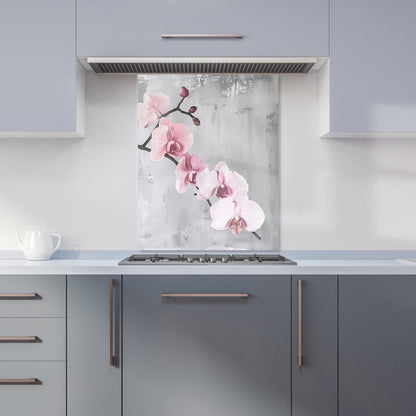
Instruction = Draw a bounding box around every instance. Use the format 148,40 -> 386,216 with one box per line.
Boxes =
297,279 -> 303,367
109,279 -> 115,366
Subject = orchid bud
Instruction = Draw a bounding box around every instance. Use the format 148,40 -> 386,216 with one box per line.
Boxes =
189,106 -> 197,113
179,86 -> 189,98
193,117 -> 201,126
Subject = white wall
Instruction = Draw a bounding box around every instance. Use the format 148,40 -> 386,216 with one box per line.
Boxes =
0,70 -> 416,250
280,73 -> 416,249
0,73 -> 138,250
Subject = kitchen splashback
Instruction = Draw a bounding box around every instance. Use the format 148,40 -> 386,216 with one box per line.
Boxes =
137,74 -> 279,250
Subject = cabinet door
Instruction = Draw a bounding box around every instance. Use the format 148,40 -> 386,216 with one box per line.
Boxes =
124,275 -> 291,416
339,276 -> 416,416
328,0 -> 416,136
67,275 -> 121,416
0,0 -> 84,137
77,0 -> 328,57
292,276 -> 337,416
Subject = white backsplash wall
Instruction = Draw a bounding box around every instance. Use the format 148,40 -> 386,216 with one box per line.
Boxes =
0,70 -> 415,250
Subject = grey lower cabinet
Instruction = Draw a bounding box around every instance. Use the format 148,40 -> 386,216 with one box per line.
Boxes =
67,275 -> 121,416
123,275 -> 292,416
292,276 -> 338,416
339,275 -> 416,416
0,275 -> 66,416
68,273 -> 416,416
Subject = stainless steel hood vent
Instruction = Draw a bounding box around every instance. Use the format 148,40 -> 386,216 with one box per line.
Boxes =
86,57 -> 317,74
90,61 -> 314,74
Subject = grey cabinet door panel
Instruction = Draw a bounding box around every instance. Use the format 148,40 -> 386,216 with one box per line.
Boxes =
292,276 -> 337,416
77,0 -> 328,57
0,0 -> 78,133
330,0 -> 416,133
339,275 -> 416,416
0,361 -> 65,416
0,275 -> 66,317
0,317 -> 66,361
124,275 -> 291,416
67,275 -> 121,416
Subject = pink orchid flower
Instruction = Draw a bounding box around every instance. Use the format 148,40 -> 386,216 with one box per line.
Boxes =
210,191 -> 265,236
138,92 -> 170,128
175,153 -> 208,193
196,161 -> 248,200
150,117 -> 193,161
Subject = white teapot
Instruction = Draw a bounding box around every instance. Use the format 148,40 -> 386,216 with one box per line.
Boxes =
16,230 -> 61,260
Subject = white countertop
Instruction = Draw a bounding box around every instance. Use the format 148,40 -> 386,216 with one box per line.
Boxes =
0,258 -> 415,275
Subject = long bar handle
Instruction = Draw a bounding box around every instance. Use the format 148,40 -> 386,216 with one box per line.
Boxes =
161,34 -> 243,39
161,293 -> 248,298
298,279 -> 303,367
0,293 -> 38,299
0,336 -> 38,342
109,279 -> 115,366
0,378 -> 39,385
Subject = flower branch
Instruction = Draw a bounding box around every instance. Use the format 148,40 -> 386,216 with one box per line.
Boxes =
137,143 -> 179,166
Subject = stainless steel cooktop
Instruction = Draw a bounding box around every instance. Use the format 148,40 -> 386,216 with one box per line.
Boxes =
119,253 -> 297,265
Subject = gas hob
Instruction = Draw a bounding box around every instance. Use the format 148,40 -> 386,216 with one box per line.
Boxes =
119,253 -> 297,265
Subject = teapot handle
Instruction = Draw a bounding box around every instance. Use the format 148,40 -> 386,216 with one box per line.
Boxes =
15,231 -> 23,248
51,234 -> 61,252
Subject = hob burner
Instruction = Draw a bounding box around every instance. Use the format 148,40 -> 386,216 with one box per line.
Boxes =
119,253 -> 297,265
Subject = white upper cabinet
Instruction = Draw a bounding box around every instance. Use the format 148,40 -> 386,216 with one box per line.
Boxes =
77,0 -> 329,57
0,0 -> 84,138
322,0 -> 416,138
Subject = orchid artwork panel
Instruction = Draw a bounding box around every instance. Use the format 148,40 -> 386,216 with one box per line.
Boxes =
137,74 -> 279,250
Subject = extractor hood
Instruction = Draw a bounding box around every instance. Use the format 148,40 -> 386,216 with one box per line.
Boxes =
85,57 -> 324,74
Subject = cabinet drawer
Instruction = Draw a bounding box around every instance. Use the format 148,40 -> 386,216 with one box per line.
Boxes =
0,276 -> 65,317
0,318 -> 65,361
0,362 -> 65,416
